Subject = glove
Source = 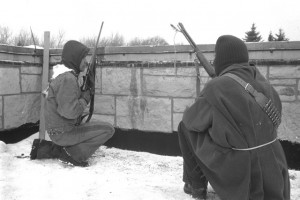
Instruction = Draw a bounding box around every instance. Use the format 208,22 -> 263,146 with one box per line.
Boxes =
81,89 -> 91,104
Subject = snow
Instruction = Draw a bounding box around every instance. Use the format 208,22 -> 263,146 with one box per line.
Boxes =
51,64 -> 72,79
0,133 -> 299,200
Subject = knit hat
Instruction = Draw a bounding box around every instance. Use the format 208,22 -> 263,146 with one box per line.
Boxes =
213,35 -> 249,75
62,40 -> 89,74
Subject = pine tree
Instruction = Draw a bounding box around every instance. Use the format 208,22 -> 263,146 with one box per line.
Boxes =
275,28 -> 289,41
268,31 -> 275,41
243,23 -> 262,42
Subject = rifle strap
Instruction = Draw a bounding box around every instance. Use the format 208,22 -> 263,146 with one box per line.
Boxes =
223,73 -> 281,128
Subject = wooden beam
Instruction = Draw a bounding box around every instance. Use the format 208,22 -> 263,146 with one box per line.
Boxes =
39,31 -> 50,139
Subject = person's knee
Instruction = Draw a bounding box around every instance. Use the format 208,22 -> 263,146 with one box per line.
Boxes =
105,124 -> 115,138
177,121 -> 185,134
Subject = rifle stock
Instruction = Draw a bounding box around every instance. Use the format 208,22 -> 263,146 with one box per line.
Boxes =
176,23 -> 216,78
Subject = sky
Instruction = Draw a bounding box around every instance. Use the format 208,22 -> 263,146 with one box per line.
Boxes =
0,0 -> 300,45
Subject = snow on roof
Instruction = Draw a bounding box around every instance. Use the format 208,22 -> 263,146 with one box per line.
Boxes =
0,133 -> 299,200
24,45 -> 44,49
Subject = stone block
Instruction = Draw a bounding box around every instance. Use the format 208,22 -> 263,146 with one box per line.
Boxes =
173,113 -> 183,131
199,68 -> 209,77
95,67 -> 102,90
21,66 -> 42,74
90,114 -> 115,126
278,102 -> 300,143
102,67 -> 141,95
4,94 -> 40,129
176,67 -> 197,76
144,76 -> 196,97
270,79 -> 297,86
21,75 -> 42,92
94,95 -> 115,115
200,77 -> 211,91
274,86 -> 296,101
0,68 -> 20,95
116,96 -> 172,132
269,66 -> 300,78
143,67 -> 175,75
256,66 -> 268,78
143,67 -> 196,76
297,80 -> 300,96
173,98 -> 195,112
0,97 -> 2,129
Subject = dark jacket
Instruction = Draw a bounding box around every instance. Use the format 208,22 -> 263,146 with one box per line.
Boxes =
182,64 -> 290,200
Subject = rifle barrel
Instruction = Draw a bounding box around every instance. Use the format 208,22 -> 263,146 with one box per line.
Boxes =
177,23 -> 216,78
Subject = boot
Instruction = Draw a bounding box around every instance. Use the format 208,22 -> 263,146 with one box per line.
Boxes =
30,139 -> 62,160
59,147 -> 89,167
30,139 -> 41,160
184,183 -> 207,200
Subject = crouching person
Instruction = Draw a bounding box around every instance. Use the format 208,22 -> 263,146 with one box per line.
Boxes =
178,35 -> 290,199
30,40 -> 115,167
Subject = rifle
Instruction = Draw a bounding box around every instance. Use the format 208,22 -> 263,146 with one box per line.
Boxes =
77,22 -> 104,125
171,23 -> 216,78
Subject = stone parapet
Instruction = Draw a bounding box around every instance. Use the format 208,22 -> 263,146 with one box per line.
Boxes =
0,43 -> 299,143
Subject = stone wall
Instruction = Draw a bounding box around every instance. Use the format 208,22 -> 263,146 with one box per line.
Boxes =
0,42 -> 299,143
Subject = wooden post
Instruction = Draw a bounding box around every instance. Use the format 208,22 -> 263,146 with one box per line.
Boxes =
39,31 -> 50,139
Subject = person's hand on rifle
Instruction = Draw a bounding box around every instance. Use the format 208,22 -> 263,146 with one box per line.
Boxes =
81,89 -> 91,104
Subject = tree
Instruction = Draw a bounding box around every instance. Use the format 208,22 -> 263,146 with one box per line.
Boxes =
275,28 -> 289,41
101,33 -> 125,47
0,26 -> 12,44
49,29 -> 65,48
128,36 -> 169,46
80,33 -> 125,47
243,23 -> 262,42
268,31 -> 275,41
13,29 -> 33,46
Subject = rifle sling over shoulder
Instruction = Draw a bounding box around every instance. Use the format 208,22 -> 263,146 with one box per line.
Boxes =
223,73 -> 281,129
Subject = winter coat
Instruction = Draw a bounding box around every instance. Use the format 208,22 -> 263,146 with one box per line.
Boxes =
182,64 -> 290,200
44,40 -> 90,134
44,70 -> 88,133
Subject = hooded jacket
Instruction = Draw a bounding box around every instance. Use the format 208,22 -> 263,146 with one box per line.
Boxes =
44,41 -> 89,133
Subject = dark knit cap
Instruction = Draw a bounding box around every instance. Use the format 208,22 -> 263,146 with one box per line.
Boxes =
213,35 -> 249,75
62,40 -> 89,74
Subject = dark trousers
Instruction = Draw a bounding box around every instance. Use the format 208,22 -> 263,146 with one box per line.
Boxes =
178,121 -> 208,189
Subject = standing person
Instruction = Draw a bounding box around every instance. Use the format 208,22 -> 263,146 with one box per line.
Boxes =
178,35 -> 290,199
30,40 -> 115,167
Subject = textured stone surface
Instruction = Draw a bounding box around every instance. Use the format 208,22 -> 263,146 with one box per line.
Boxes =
0,97 -> 2,129
278,102 -> 300,143
274,86 -> 296,101
173,98 -> 195,112
256,66 -> 268,78
116,96 -> 172,132
297,80 -> 300,100
270,79 -> 297,85
94,95 -> 115,115
21,75 -> 42,92
269,66 -> 300,78
95,68 -> 102,90
4,94 -> 40,129
102,67 -> 141,95
144,76 -> 196,97
90,114 -> 115,126
200,77 -> 211,91
143,67 -> 196,76
143,67 -> 176,75
0,68 -> 20,95
21,66 -> 42,74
